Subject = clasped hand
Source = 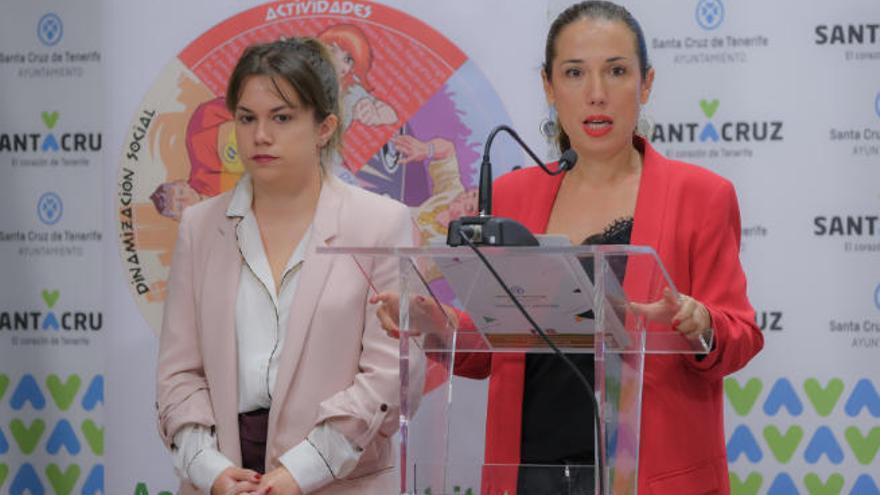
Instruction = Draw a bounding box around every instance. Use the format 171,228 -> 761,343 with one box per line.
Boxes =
211,466 -> 301,495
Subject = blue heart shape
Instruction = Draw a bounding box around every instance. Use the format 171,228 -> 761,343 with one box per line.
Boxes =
10,463 -> 44,495
850,474 -> 880,495
81,464 -> 103,495
845,379 -> 880,418
727,424 -> 762,463
804,426 -> 844,464
766,473 -> 799,495
81,376 -> 103,411
764,378 -> 803,417
10,375 -> 46,410
0,426 -> 8,454
46,419 -> 80,455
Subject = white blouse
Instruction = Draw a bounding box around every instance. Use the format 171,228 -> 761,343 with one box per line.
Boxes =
172,177 -> 361,493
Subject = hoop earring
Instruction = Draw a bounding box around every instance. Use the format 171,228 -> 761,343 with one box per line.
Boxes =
636,112 -> 654,139
539,105 -> 559,141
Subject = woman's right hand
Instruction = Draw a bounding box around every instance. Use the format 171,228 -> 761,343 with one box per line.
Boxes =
211,466 -> 262,495
370,292 -> 455,340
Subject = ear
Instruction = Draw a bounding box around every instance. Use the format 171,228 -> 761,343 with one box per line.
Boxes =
542,69 -> 556,106
317,114 -> 339,147
640,67 -> 655,106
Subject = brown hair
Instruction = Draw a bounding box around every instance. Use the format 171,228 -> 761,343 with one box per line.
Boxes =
226,38 -> 342,155
544,1 -> 651,152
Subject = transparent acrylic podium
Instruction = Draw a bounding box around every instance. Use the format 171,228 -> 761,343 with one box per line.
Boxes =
319,245 -> 710,495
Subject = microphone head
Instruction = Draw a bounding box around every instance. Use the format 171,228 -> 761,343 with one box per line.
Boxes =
559,149 -> 578,171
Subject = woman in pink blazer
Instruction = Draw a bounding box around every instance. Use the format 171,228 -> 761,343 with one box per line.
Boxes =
156,38 -> 419,495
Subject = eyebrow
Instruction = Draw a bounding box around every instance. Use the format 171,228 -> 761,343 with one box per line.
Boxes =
560,56 -> 630,64
235,104 -> 294,114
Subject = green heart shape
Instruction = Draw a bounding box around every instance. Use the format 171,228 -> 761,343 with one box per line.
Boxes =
0,464 -> 8,491
724,377 -> 762,416
729,472 -> 762,495
10,418 -> 46,454
0,374 -> 9,402
46,463 -> 81,495
46,374 -> 81,411
41,111 -> 59,130
844,426 -> 880,465
81,419 -> 104,455
699,99 -> 720,119
804,473 -> 844,495
763,425 -> 803,463
42,289 -> 60,309
804,378 -> 844,416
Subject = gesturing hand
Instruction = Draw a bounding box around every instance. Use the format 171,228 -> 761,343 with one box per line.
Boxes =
370,292 -> 454,339
630,288 -> 713,342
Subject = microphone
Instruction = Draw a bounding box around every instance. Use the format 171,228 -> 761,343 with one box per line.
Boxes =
447,125 -> 578,247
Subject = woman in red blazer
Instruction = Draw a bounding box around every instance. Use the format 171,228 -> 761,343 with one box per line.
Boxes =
378,1 -> 763,493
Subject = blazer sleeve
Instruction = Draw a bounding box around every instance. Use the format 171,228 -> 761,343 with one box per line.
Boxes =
683,179 -> 763,380
155,208 -> 216,449
314,205 -> 426,450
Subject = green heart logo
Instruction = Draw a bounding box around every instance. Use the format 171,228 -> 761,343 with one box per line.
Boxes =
0,464 -> 8,491
10,418 -> 46,454
804,473 -> 844,495
804,378 -> 844,416
699,99 -> 720,119
729,472 -> 762,495
46,374 -> 81,411
724,377 -> 762,416
42,289 -> 60,309
41,111 -> 60,129
763,425 -> 803,463
46,463 -> 81,495
0,374 -> 9,402
81,419 -> 104,455
844,426 -> 880,465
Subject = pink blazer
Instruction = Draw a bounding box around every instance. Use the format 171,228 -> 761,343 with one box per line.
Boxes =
156,175 -> 420,494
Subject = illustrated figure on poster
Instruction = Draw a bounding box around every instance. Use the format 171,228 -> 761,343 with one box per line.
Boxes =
355,86 -> 480,242
150,97 -> 244,220
317,24 -> 398,131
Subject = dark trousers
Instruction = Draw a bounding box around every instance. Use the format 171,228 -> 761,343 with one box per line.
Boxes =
238,408 -> 270,472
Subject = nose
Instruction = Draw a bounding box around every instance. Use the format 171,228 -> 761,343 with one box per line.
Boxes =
587,72 -> 607,107
254,118 -> 272,145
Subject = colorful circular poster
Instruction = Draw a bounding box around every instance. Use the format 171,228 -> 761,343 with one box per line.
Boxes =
116,0 -> 518,333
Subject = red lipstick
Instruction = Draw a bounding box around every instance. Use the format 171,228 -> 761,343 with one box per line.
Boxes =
582,115 -> 613,138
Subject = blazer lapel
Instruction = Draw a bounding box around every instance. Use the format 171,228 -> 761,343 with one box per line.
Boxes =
268,176 -> 343,431
625,139 -> 672,304
201,208 -> 244,463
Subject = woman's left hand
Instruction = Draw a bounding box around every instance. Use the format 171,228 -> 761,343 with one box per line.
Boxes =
630,288 -> 712,341
252,467 -> 301,495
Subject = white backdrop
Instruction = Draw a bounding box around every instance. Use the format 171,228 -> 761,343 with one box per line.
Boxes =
1,1 -> 878,494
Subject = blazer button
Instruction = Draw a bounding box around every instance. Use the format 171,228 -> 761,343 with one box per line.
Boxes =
380,403 -> 388,412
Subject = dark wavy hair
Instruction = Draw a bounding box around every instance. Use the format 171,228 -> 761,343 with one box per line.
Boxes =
544,1 -> 651,152
226,37 -> 343,155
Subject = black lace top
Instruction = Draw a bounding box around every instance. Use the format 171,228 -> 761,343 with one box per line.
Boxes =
520,217 -> 633,465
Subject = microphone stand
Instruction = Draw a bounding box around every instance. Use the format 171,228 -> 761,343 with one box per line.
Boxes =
446,125 -> 574,247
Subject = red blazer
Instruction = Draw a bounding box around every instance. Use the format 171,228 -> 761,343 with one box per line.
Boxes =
455,138 -> 763,494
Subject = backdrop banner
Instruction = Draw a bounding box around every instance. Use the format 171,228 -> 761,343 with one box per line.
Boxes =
0,1 -> 877,494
